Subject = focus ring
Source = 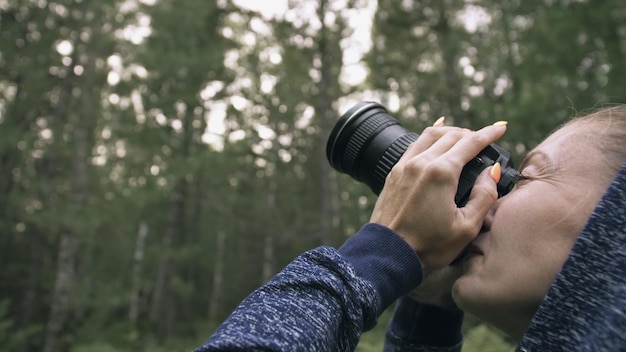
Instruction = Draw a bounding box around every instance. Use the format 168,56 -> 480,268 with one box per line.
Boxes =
372,133 -> 419,192
342,111 -> 397,172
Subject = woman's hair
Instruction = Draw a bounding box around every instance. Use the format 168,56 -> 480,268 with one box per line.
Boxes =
566,105 -> 626,173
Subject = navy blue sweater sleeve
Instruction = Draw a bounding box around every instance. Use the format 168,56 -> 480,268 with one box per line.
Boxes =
337,223 -> 423,313
194,223 -> 423,352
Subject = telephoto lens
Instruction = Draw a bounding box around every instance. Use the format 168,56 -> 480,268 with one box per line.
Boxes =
326,101 -> 518,206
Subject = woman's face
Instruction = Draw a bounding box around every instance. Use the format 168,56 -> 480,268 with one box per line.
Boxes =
452,120 -> 615,339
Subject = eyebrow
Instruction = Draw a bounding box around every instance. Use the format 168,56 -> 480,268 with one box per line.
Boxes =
519,150 -> 551,171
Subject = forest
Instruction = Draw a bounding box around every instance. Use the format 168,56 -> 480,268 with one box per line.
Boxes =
0,0 -> 624,351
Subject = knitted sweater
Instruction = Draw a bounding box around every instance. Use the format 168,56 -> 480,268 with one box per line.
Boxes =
194,223 -> 423,351
194,163 -> 626,352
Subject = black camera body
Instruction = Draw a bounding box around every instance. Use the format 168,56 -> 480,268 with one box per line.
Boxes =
326,101 -> 518,206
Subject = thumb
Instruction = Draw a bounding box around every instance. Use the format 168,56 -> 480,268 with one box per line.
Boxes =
459,163 -> 500,232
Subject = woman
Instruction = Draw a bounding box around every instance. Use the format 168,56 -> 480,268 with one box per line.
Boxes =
385,106 -> 626,351
194,106 -> 626,351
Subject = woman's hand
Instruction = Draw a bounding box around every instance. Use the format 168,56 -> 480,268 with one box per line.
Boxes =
369,123 -> 506,276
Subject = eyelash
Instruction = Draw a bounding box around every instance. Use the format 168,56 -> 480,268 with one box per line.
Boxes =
513,171 -> 534,184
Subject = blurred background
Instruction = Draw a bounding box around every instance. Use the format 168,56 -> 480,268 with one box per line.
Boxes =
0,0 -> 624,351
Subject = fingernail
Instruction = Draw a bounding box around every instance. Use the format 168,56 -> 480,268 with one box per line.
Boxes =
492,121 -> 508,126
490,162 -> 501,183
433,116 -> 445,127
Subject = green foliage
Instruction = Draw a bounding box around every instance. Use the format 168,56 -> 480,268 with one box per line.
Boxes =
72,343 -> 120,352
355,308 -> 392,352
70,338 -> 199,352
463,324 -> 515,352
0,300 -> 40,351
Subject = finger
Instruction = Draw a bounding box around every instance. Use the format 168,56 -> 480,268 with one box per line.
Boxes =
458,165 -> 499,235
388,129 -> 473,201
441,123 -> 507,170
398,126 -> 469,164
413,129 -> 474,163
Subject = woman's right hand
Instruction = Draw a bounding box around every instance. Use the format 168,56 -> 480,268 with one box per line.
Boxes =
369,123 -> 506,276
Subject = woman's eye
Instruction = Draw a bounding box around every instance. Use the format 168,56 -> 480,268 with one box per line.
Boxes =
515,162 -> 551,184
514,170 -> 535,185
514,175 -> 529,185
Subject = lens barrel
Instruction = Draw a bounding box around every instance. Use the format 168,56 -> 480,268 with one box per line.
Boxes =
326,101 -> 518,205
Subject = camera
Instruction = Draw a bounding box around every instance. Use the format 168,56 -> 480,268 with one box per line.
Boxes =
326,101 -> 518,206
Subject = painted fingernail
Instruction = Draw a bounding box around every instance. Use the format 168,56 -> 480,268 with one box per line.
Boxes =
433,116 -> 445,127
490,162 -> 501,183
492,121 -> 508,126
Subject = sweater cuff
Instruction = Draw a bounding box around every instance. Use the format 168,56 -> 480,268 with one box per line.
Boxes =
387,296 -> 464,347
338,223 -> 423,313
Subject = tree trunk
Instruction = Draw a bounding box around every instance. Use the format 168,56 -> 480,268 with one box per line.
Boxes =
435,4 -> 464,123
208,230 -> 226,323
17,236 -> 43,352
150,179 -> 187,342
0,82 -> 28,271
129,222 -> 149,325
43,42 -> 97,352
43,235 -> 78,352
316,0 -> 336,245
261,179 -> 277,284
